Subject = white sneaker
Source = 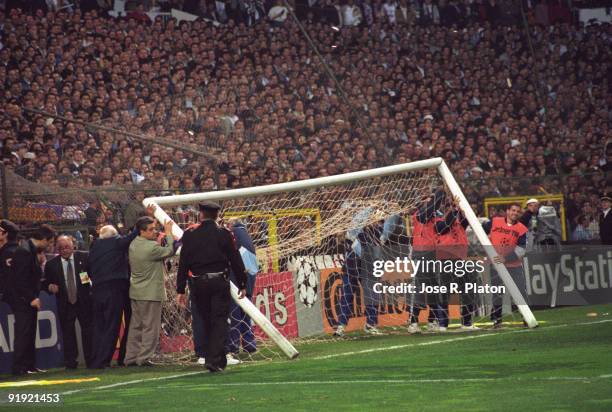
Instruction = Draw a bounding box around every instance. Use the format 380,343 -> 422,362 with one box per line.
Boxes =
438,326 -> 448,332
226,353 -> 242,366
334,324 -> 346,337
197,357 -> 206,365
364,324 -> 382,335
427,322 -> 439,332
407,323 -> 421,334
460,324 -> 480,331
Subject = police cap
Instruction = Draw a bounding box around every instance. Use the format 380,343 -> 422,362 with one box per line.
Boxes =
199,200 -> 221,211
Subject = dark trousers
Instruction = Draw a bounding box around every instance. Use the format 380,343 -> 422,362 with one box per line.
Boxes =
11,305 -> 37,374
192,276 -> 231,370
435,280 -> 477,327
189,290 -> 206,358
337,273 -> 379,327
436,261 -> 478,328
227,302 -> 256,354
90,280 -> 131,368
59,301 -> 93,368
410,251 -> 439,324
491,266 -> 527,323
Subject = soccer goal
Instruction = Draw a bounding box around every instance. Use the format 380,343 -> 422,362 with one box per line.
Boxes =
144,158 -> 537,361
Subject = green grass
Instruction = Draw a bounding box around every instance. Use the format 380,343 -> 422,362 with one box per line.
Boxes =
2,305 -> 612,411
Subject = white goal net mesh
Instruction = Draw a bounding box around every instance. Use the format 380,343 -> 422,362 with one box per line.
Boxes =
156,165 -> 501,363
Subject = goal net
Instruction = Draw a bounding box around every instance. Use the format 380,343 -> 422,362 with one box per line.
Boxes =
146,158 -> 537,362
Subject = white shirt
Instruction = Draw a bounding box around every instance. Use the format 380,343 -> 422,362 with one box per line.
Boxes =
61,255 -> 77,291
603,208 -> 611,219
342,5 -> 362,26
382,2 -> 397,24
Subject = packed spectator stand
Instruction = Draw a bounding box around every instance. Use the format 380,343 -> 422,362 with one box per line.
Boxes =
0,0 -> 610,242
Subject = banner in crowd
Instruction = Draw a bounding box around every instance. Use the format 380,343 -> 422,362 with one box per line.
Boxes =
0,292 -> 63,374
524,246 -> 612,307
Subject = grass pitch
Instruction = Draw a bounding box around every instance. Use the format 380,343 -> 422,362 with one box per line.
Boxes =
1,305 -> 611,411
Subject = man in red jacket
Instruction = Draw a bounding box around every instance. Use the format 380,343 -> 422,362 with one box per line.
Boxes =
435,196 -> 478,331
408,190 -> 444,334
483,203 -> 528,328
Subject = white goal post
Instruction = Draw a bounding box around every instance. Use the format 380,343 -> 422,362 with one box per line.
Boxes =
144,158 -> 537,358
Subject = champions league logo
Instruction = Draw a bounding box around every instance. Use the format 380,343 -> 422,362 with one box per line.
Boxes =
295,259 -> 319,308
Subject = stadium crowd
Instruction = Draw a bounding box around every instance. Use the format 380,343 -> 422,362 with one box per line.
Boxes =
0,0 -> 610,238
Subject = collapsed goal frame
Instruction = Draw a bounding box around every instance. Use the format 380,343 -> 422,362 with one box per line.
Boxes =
144,157 -> 538,360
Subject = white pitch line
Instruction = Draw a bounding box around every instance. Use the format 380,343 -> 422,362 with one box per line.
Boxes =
156,375 -> 612,388
63,374 -> 612,395
60,318 -> 612,396
314,319 -> 612,360
61,371 -> 207,395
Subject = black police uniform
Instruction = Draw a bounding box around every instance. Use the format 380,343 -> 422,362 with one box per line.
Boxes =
177,202 -> 247,372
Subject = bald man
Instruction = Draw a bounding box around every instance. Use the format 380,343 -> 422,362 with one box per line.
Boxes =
87,224 -> 138,369
43,236 -> 93,369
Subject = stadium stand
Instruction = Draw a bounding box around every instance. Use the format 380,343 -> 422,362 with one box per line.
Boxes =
0,0 -> 609,238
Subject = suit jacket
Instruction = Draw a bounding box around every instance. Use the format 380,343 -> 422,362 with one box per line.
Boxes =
128,235 -> 175,302
43,251 -> 91,312
5,240 -> 42,309
88,228 -> 138,287
600,210 -> 612,245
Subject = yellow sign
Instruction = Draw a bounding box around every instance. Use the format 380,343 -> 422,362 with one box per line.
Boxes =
0,377 -> 100,388
224,208 -> 322,272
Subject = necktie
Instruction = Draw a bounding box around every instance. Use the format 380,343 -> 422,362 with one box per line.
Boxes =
66,259 -> 77,305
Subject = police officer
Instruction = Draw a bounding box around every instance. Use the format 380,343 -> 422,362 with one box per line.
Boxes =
176,201 -> 247,372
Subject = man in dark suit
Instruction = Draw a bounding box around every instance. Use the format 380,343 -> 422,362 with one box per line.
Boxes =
87,224 -> 139,369
5,224 -> 56,375
43,235 -> 93,369
599,193 -> 612,245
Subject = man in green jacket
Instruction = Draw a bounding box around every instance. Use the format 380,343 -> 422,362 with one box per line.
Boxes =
124,216 -> 175,366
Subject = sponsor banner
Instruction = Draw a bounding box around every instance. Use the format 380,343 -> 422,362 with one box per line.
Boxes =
252,272 -> 298,339
320,267 -> 407,333
320,265 -> 462,333
288,256 -> 325,338
524,246 -> 612,306
0,292 -> 64,374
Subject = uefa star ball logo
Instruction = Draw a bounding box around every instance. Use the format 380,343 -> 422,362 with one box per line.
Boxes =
296,259 -> 318,307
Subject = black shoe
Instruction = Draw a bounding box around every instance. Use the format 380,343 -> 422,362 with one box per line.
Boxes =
140,360 -> 157,367
493,321 -> 503,329
204,363 -> 223,373
65,363 -> 78,370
